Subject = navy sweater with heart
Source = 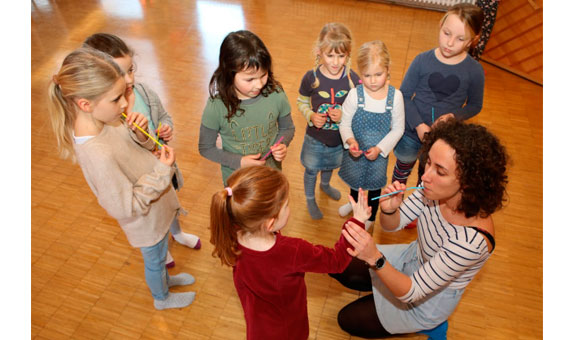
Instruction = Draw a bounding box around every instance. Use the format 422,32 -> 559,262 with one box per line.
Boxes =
399,48 -> 484,141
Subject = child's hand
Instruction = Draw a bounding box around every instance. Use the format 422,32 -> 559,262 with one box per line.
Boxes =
241,154 -> 265,167
125,112 -> 149,142
379,180 -> 405,214
364,146 -> 381,161
432,113 -> 455,127
328,107 -> 342,123
415,123 -> 431,142
347,139 -> 362,157
271,143 -> 287,162
158,145 -> 175,166
157,124 -> 173,142
350,188 -> 372,223
311,112 -> 327,128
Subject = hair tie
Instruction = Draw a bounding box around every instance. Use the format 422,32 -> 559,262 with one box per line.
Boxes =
225,187 -> 232,197
52,75 -> 60,86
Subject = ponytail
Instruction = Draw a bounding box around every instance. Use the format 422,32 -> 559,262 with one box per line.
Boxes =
311,55 -> 321,89
48,80 -> 76,161
346,57 -> 355,89
209,189 -> 240,266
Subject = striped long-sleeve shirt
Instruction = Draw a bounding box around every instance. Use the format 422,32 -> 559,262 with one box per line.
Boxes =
394,189 -> 494,303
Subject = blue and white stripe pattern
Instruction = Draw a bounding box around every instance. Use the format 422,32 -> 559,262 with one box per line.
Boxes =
394,189 -> 492,303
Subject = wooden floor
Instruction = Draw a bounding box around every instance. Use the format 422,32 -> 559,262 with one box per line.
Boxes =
31,0 -> 543,339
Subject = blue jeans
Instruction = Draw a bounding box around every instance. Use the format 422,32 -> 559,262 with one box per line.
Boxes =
140,230 -> 170,300
393,134 -> 422,163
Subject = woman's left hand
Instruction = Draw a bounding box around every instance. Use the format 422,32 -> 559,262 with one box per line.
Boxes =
271,143 -> 287,162
343,221 -> 381,264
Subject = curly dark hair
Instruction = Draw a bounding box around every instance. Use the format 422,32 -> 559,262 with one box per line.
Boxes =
419,119 -> 509,218
209,30 -> 282,122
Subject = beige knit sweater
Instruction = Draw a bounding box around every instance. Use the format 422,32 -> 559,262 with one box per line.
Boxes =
74,121 -> 180,248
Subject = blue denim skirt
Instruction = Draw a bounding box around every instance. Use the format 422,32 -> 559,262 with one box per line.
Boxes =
300,134 -> 343,171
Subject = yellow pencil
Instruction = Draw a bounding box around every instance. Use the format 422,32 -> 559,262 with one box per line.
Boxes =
121,113 -> 163,149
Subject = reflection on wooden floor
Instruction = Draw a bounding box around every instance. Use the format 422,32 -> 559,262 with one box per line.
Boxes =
31,0 -> 542,339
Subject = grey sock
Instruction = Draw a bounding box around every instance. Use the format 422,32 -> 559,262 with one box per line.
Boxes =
154,292 -> 196,310
320,183 -> 341,201
306,198 -> 323,220
168,273 -> 195,287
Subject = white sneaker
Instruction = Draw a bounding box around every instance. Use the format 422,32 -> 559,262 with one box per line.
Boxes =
166,250 -> 175,268
338,203 -> 353,217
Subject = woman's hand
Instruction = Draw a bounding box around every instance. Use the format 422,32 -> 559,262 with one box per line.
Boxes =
350,188 -> 372,223
124,112 -> 149,142
271,143 -> 287,162
379,181 -> 405,214
157,124 -> 173,142
347,138 -> 363,157
158,145 -> 175,166
328,107 -> 342,123
311,112 -> 327,128
343,221 -> 381,265
364,146 -> 381,161
240,154 -> 265,167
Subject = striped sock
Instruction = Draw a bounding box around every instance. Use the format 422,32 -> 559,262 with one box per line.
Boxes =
392,160 -> 416,184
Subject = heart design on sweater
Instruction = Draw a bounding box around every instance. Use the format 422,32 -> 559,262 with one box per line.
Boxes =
428,72 -> 460,101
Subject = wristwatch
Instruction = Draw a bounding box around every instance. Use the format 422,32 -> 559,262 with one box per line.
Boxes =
371,253 -> 386,270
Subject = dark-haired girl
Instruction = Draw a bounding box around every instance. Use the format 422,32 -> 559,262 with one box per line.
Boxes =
199,30 -> 295,184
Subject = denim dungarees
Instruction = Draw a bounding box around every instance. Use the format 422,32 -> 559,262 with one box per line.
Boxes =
339,84 -> 395,191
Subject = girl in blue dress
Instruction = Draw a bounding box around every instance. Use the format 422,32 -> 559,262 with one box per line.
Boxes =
338,40 -> 404,232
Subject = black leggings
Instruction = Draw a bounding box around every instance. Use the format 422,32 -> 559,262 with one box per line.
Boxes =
330,257 -> 393,338
350,188 -> 381,222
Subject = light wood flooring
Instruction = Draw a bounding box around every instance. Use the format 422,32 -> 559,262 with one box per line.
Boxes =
31,0 -> 542,339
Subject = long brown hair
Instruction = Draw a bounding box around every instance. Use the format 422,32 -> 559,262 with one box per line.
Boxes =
208,30 -> 282,122
209,166 -> 289,266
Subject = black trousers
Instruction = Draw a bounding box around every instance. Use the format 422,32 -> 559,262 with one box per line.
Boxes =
330,257 -> 393,338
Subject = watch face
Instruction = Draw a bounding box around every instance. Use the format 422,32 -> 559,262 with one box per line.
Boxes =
376,256 -> 385,269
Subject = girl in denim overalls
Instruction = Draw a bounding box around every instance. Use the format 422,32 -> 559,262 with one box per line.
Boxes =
338,41 -> 405,232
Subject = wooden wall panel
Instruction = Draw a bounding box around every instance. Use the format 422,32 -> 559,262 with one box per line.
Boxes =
481,0 -> 543,84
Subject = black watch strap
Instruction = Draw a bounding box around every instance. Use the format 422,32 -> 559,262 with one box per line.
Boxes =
370,253 -> 386,270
